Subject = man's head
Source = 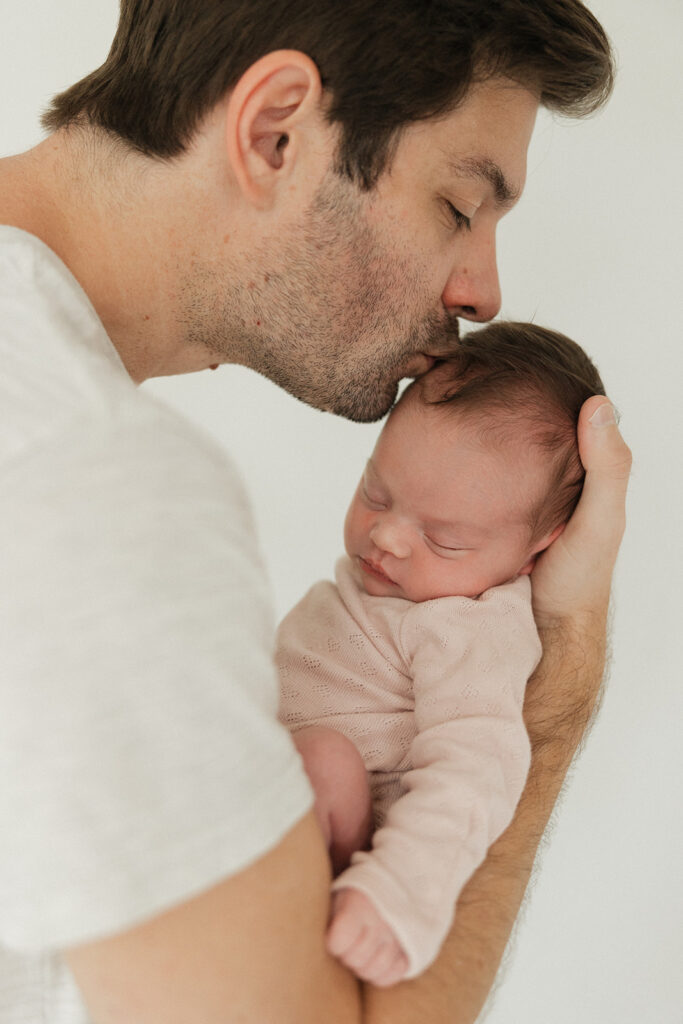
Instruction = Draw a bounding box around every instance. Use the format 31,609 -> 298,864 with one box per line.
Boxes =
343,321 -> 605,602
42,0 -> 614,188
37,2 -> 613,418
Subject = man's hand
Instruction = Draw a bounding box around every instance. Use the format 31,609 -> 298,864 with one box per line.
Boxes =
327,888 -> 410,989
525,396 -> 631,753
531,395 -> 632,626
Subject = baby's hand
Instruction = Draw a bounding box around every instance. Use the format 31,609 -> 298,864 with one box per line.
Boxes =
326,887 -> 410,988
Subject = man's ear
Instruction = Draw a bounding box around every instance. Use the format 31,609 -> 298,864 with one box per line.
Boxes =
517,523 -> 565,576
225,50 -> 324,207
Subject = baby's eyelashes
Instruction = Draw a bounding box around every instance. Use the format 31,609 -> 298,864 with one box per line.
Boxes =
361,484 -> 388,511
424,535 -> 470,557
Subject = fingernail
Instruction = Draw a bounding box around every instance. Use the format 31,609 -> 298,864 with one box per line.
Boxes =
589,401 -> 616,427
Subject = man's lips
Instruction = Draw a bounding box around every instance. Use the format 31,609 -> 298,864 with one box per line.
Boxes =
359,557 -> 396,585
402,333 -> 461,379
401,353 -> 437,379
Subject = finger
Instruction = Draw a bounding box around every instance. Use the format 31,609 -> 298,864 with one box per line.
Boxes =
361,942 -> 409,988
359,940 -> 396,981
340,927 -> 384,972
326,909 -> 366,959
371,959 -> 410,988
569,397 -> 632,550
577,397 -> 632,484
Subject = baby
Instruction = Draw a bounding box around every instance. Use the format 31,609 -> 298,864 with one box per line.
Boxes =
277,321 -> 605,987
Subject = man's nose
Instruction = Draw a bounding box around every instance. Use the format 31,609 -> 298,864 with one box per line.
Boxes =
441,234 -> 502,323
370,518 -> 411,559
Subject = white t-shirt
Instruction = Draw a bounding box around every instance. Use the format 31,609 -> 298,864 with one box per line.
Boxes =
0,226 -> 314,1022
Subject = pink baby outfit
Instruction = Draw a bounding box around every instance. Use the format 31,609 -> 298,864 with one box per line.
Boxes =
277,556 -> 542,979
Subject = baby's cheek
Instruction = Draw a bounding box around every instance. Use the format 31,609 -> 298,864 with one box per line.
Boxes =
413,556 -> 463,603
400,554 -> 434,603
343,505 -> 364,554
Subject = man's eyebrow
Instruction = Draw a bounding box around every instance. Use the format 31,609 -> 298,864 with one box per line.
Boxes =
450,156 -> 521,209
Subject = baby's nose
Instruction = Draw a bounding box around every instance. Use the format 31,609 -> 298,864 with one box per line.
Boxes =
370,519 -> 411,559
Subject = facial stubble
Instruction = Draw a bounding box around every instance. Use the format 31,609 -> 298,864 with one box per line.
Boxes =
182,172 -> 455,422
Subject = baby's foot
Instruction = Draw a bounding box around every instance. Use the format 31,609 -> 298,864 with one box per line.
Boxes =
326,887 -> 409,988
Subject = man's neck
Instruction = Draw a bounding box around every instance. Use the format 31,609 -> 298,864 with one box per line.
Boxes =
0,131 -> 224,383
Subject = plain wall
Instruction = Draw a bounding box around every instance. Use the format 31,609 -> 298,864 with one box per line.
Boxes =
2,2 -> 681,1021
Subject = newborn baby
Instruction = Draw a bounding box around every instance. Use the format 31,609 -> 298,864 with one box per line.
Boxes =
277,321 -> 605,986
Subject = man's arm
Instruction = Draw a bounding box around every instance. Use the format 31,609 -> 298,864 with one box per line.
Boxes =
362,397 -> 631,1023
66,810 -> 364,1024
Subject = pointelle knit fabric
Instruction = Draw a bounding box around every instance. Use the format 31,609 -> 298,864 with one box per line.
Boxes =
277,556 -> 541,978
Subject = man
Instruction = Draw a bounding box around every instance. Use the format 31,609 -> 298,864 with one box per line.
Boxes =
0,2 -> 631,1021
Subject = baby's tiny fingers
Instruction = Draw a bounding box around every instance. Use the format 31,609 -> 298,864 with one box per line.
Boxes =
326,888 -> 408,981
337,927 -> 383,973
326,910 -> 366,959
371,952 -> 410,988
360,942 -> 410,988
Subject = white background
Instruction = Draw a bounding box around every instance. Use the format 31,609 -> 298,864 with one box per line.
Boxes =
2,1 -> 681,1020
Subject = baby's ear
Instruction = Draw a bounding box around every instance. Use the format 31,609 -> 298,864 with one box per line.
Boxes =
518,523 -> 566,576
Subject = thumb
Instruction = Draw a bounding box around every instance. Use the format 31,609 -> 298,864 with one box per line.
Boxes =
568,396 -> 632,559
530,396 -> 631,623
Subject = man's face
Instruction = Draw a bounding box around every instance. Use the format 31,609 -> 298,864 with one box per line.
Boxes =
199,78 -> 539,421
343,389 -> 547,603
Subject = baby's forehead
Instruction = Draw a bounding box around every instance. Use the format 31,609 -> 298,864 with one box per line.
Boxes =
388,387 -> 555,508
395,383 -> 534,450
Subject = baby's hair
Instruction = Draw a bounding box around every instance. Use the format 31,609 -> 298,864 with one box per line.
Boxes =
415,321 -> 606,541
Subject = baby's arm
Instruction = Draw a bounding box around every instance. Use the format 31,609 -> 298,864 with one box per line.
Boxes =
290,726 -> 409,986
330,578 -> 540,980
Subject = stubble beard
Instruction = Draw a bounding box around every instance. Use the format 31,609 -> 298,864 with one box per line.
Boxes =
184,171 -> 457,423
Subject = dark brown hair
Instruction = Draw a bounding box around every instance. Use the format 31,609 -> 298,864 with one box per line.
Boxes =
420,321 -> 606,539
42,0 -> 615,188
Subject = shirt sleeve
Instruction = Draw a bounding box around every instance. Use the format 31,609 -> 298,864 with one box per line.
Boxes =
331,577 -> 541,978
0,397 -> 313,953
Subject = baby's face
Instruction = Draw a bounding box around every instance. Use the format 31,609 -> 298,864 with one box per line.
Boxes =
344,390 -> 556,603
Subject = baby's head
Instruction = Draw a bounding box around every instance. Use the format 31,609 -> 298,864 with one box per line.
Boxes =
344,321 -> 605,602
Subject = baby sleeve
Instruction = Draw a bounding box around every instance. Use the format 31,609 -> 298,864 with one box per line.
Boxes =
331,576 -> 541,978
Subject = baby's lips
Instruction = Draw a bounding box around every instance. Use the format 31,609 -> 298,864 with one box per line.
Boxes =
360,556 -> 396,585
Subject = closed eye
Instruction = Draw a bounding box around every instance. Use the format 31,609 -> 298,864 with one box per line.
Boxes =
425,535 -> 468,555
361,483 -> 387,510
445,200 -> 472,233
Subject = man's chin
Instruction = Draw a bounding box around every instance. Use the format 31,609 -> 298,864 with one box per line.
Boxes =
291,370 -> 402,422
325,382 -> 401,423
269,366 -> 401,422
335,353 -> 439,422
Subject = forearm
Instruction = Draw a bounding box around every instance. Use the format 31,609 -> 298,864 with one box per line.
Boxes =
362,614 -> 606,1024
66,811 -> 364,1024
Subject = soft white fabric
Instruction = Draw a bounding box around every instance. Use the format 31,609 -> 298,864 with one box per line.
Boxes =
277,556 -> 541,978
0,226 -> 313,1023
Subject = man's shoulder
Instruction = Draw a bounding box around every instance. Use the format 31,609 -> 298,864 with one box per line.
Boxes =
0,227 -> 241,494
0,225 -> 138,463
